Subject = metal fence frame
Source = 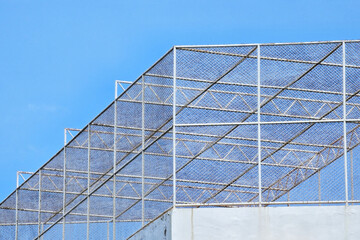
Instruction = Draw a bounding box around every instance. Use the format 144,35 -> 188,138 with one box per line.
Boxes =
1,40 -> 360,240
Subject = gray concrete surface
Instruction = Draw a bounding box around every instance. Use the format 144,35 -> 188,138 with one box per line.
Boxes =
128,213 -> 171,240
131,205 -> 360,240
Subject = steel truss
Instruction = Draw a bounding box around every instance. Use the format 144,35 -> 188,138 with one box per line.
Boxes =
1,40 -> 360,240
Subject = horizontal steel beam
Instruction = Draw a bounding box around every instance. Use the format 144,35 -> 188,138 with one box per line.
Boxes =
145,73 -> 360,97
175,40 -> 360,48
177,47 -> 360,69
175,199 -> 360,207
88,123 -> 344,149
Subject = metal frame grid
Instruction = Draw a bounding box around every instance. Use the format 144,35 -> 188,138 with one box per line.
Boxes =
1,40 -> 360,239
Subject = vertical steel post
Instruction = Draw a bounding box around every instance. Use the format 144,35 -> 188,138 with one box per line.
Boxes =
37,170 -> 42,239
15,172 -> 19,240
257,45 -> 262,207
87,125 -> 91,240
62,141 -> 67,240
318,171 -> 321,205
62,129 -> 67,240
107,221 -> 110,240
351,150 -> 354,202
41,223 -> 44,240
287,192 -> 290,206
172,47 -> 177,207
141,75 -> 145,226
343,41 -> 349,206
113,81 -> 117,240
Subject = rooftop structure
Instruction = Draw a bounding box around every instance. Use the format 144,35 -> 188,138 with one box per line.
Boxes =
1,40 -> 360,239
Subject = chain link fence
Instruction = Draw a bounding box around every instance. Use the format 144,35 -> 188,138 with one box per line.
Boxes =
1,41 -> 360,239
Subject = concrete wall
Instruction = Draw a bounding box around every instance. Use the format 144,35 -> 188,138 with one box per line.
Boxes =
128,213 -> 171,240
131,205 -> 360,240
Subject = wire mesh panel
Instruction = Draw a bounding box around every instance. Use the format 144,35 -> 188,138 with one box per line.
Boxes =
176,46 -> 258,125
0,205 -> 16,239
176,124 -> 259,205
143,131 -> 173,219
143,57 -> 174,231
113,157 -> 142,239
40,223 -> 63,240
346,123 -> 360,203
345,42 -> 360,204
18,173 -> 42,239
1,41 -> 360,239
40,151 -> 65,237
260,43 -> 344,122
261,122 -> 345,204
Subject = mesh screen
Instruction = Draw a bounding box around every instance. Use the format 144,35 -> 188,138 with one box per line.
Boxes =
1,41 -> 360,239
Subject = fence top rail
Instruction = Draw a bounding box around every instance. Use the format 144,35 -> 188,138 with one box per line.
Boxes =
175,40 -> 360,48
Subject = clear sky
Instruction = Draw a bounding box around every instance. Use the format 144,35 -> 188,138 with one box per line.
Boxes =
0,0 -> 359,200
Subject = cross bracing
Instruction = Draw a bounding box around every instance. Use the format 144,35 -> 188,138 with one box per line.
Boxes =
1,40 -> 360,239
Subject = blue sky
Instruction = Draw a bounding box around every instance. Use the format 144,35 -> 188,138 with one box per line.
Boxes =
0,0 -> 359,200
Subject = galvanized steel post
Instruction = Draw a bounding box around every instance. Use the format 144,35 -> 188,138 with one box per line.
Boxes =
15,172 -> 19,240
113,81 -> 118,239
257,44 -> 262,207
173,46 -> 177,207
62,129 -> 67,240
37,170 -> 42,239
343,41 -> 349,206
141,75 -> 145,226
87,125 -> 91,240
